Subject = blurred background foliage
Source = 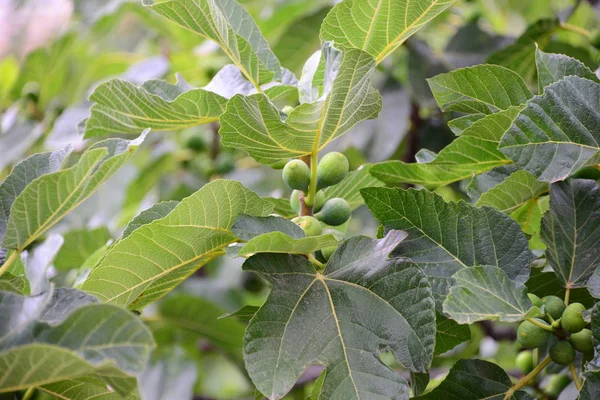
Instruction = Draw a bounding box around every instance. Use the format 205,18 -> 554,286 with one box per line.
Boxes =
0,0 -> 599,398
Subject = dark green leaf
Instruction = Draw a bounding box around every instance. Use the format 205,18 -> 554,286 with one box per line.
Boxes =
54,227 -> 111,270
434,313 -> 471,355
410,372 -> 429,397
535,48 -> 599,92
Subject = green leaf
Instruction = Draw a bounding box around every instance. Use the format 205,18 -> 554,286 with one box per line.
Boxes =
264,197 -> 296,219
413,359 -> 532,400
232,215 -> 304,241
487,19 -> 558,84
245,231 -> 435,399
541,179 -> 600,289
39,377 -> 139,400
476,170 -> 549,213
155,294 -> 246,358
499,76 -> 600,183
588,268 -> 600,299
320,0 -> 457,64
427,65 -> 533,115
0,288 -> 153,394
526,266 -> 595,309
579,372 -> 600,400
0,146 -> 71,244
80,180 -> 272,309
3,135 -> 145,251
321,164 -> 385,209
122,200 -> 179,239
410,372 -> 429,397
219,43 -> 381,164
22,234 -> 64,295
139,347 -> 197,400
238,232 -> 339,257
587,303 -> 600,372
219,305 -> 260,322
370,107 -> 523,187
54,227 -> 111,270
434,313 -> 470,355
144,0 -> 282,86
443,266 -> 538,323
535,48 -> 599,92
361,187 -> 531,305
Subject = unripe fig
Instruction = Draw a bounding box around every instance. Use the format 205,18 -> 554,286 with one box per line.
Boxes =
185,134 -> 206,152
291,216 -> 322,237
546,374 -> 571,397
320,245 -> 337,261
541,295 -> 565,320
317,152 -> 349,189
517,320 -> 551,348
570,328 -> 593,354
290,190 -> 325,214
561,302 -> 586,333
282,106 -> 294,115
270,159 -> 288,170
528,293 -> 542,308
515,351 -> 534,374
314,198 -> 351,226
549,341 -> 575,365
282,160 -> 311,191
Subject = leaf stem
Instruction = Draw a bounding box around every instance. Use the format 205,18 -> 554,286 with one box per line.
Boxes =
22,387 -> 36,400
304,152 -> 319,207
564,286 -> 571,306
308,254 -> 325,269
0,250 -> 19,278
527,318 -> 554,332
559,22 -> 590,38
504,356 -> 551,399
569,363 -> 582,391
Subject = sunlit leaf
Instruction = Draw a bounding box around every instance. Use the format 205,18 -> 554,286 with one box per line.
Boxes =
54,227 -> 111,271
39,377 -> 139,400
476,170 -> 548,213
321,165 -> 385,209
320,0 -> 457,64
81,180 -> 272,309
535,48 -> 599,92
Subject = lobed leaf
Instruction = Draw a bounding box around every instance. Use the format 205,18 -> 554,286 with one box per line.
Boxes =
476,170 -> 548,213
245,231 -> 436,399
535,48 -> 599,92
237,232 -> 339,257
362,187 -> 532,305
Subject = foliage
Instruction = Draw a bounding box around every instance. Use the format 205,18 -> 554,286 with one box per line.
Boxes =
1,0 -> 600,399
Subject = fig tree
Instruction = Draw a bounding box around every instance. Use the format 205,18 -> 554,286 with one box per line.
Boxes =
282,160 -> 311,191
317,152 -> 349,189
561,302 -> 586,333
314,198 -> 351,226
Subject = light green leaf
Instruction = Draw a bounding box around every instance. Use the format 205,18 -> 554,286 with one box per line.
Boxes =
3,134 -> 145,251
443,266 -> 538,324
219,305 -> 259,322
155,294 -> 246,358
361,187 -> 532,305
447,114 -> 485,135
237,232 -> 339,257
39,377 -> 139,400
219,43 -> 381,164
487,19 -> 559,84
245,231 -> 435,399
0,146 -> 71,244
144,0 -> 281,86
320,0 -> 457,64
232,215 -> 304,241
499,76 -> 600,182
541,179 -> 600,289
427,65 -> 533,114
122,201 -> 179,239
0,288 -> 153,394
535,48 -> 599,92
321,164 -> 385,209
434,313 -> 470,355
80,180 -> 272,309
413,359 -> 532,400
476,170 -> 549,213
54,227 -> 111,271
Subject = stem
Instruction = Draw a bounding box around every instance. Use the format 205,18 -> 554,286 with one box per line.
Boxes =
299,155 -> 313,216
569,363 -> 582,391
22,387 -> 36,400
559,22 -> 591,38
304,152 -> 319,207
564,286 -> 571,306
504,356 -> 552,400
307,254 -> 325,269
527,318 -> 554,332
0,250 -> 19,278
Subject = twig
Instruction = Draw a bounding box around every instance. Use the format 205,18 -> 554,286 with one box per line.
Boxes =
504,356 -> 552,399
0,250 -> 19,278
527,318 -> 554,332
299,155 -> 313,216
569,363 -> 582,391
